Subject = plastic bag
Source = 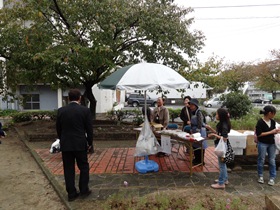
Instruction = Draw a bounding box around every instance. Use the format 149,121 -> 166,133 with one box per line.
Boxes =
275,134 -> 280,150
50,139 -> 60,153
214,137 -> 226,157
134,118 -> 162,156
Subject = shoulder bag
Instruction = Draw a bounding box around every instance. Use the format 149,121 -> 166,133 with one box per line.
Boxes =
223,140 -> 235,164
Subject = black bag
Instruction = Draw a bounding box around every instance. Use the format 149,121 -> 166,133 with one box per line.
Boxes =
223,140 -> 235,164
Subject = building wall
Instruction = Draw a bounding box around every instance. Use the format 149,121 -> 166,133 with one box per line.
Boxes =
244,82 -> 273,101
19,85 -> 57,111
94,86 -> 113,113
0,96 -> 15,110
15,85 -> 123,113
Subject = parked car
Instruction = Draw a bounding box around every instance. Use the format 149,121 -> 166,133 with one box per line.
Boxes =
126,93 -> 157,107
203,97 -> 223,108
252,99 -> 272,104
252,99 -> 263,104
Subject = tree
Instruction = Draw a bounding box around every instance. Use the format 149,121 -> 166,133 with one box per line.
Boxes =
253,50 -> 280,99
0,0 -> 204,118
218,62 -> 253,92
178,54 -> 225,98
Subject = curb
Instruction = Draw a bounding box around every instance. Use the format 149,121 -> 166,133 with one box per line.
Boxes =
14,127 -> 72,210
265,195 -> 280,210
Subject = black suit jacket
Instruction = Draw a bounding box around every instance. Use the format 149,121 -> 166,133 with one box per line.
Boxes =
56,102 -> 93,152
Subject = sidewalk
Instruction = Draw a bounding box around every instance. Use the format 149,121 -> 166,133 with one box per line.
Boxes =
16,127 -> 280,210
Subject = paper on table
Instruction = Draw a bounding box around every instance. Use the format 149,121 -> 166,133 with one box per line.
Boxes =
161,135 -> 172,154
191,133 -> 204,141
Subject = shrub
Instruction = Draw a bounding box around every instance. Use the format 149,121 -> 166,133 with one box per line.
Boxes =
0,109 -> 18,117
222,92 -> 252,119
12,111 -> 56,123
106,108 -> 144,125
207,108 -> 280,131
230,110 -> 260,130
12,112 -> 32,122
168,108 -> 181,122
272,99 -> 280,104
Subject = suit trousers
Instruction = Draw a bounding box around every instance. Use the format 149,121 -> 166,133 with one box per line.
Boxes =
62,151 -> 90,197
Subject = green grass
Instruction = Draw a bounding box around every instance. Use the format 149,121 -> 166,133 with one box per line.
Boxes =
207,108 -> 280,131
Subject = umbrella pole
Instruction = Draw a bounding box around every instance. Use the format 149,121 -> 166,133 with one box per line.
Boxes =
145,155 -> 148,164
144,90 -> 148,164
144,90 -> 147,122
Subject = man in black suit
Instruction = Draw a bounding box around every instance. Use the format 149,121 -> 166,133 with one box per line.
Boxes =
56,89 -> 93,202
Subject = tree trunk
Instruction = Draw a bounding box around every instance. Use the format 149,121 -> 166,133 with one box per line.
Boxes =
84,83 -> 97,120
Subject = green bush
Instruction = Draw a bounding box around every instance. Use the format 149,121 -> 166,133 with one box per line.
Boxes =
0,109 -> 18,117
222,92 -> 252,119
168,108 -> 181,122
12,111 -> 57,123
106,108 -> 144,125
272,99 -> 280,104
12,112 -> 32,122
230,110 -> 260,130
207,108 -> 280,131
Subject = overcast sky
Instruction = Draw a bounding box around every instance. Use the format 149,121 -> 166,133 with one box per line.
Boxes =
175,0 -> 280,64
2,0 -> 279,64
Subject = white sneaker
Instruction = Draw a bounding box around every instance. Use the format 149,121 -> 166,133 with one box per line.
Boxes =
258,177 -> 264,184
268,179 -> 275,186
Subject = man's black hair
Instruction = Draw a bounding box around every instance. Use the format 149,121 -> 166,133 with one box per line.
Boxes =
68,89 -> 81,101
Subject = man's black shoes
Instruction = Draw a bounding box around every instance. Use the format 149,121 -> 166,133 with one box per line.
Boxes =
80,190 -> 92,199
68,192 -> 79,202
68,190 -> 92,201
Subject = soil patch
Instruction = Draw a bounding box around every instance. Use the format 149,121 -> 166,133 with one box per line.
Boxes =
0,130 -> 66,210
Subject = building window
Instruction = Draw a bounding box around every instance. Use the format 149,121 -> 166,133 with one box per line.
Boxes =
22,94 -> 40,110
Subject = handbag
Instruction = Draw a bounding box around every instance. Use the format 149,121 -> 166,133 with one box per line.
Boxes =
214,137 -> 226,157
223,140 -> 235,164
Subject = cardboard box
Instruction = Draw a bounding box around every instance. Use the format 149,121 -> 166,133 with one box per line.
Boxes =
151,122 -> 163,131
140,122 -> 163,131
246,145 -> 258,156
246,135 -> 255,146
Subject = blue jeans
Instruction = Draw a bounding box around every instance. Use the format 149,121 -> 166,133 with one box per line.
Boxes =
216,142 -> 228,185
257,142 -> 276,179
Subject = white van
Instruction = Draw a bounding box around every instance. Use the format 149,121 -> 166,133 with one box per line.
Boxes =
203,97 -> 223,108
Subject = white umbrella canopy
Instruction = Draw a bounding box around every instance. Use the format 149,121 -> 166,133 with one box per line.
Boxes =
99,63 -> 190,91
99,63 -> 190,173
